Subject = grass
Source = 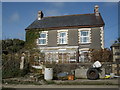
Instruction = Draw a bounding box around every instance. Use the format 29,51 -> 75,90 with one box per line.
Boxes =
2,79 -> 42,85
45,80 -> 56,84
56,82 -> 118,85
2,79 -> 118,85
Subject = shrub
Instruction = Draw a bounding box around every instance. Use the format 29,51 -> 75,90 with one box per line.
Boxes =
2,54 -> 30,79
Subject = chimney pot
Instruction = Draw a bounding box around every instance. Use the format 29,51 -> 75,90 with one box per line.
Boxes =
38,11 -> 43,20
94,5 -> 99,16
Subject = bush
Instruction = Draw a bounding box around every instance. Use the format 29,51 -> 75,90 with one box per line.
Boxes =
90,48 -> 112,62
2,56 -> 20,78
19,63 -> 30,77
2,54 -> 30,79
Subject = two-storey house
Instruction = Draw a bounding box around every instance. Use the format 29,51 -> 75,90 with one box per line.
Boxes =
25,5 -> 105,63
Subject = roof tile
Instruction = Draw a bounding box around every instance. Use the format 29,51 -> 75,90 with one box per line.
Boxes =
25,13 -> 105,30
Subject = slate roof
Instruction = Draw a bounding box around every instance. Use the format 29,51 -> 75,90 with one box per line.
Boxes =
25,13 -> 105,30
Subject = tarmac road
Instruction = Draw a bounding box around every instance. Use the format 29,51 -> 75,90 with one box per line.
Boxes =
2,84 -> 119,88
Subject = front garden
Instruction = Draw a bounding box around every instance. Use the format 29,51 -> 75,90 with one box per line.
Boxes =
2,38 -> 118,86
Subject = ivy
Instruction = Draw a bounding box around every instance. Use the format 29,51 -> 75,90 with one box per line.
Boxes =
25,29 -> 48,50
25,29 -> 40,50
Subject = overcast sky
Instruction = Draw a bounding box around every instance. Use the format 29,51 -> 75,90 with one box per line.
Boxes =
2,2 -> 118,48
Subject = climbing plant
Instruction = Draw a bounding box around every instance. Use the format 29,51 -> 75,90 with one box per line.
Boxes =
25,29 -> 40,50
25,29 -> 48,50
25,29 -> 48,64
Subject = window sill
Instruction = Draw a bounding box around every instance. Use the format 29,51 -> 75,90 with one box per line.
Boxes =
58,44 -> 68,45
79,42 -> 91,44
37,44 -> 47,46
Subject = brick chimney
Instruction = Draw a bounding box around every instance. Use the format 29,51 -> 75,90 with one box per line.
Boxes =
94,5 -> 99,16
38,11 -> 44,20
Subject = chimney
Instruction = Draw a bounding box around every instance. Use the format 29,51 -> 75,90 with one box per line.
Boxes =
94,5 -> 99,16
38,11 -> 44,20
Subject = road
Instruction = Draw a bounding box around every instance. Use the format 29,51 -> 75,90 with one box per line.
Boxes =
2,84 -> 119,88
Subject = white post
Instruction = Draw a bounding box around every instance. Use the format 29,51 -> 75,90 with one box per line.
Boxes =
20,53 -> 25,70
20,56 -> 24,70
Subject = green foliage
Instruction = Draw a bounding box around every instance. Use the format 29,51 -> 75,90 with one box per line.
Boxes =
25,29 -> 48,50
46,80 -> 55,84
19,63 -> 30,77
118,37 -> 120,42
2,53 -> 30,79
2,29 -> 48,79
114,37 -> 120,43
56,81 -> 117,85
2,79 -> 42,85
25,29 -> 45,64
2,54 -> 20,78
25,30 -> 40,50
2,39 -> 25,54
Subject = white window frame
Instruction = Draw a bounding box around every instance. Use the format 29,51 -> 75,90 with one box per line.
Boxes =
38,31 -> 48,45
69,52 -> 76,62
78,28 -> 91,44
79,48 -> 90,62
57,30 -> 68,44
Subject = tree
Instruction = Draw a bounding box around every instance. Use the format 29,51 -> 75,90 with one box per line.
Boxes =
2,39 -> 25,54
118,37 -> 120,42
90,48 -> 112,62
114,37 -> 120,43
2,39 -> 27,78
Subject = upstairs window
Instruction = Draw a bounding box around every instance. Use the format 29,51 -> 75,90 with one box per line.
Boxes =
80,30 -> 90,43
78,28 -> 91,44
58,31 -> 68,44
38,32 -> 48,45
